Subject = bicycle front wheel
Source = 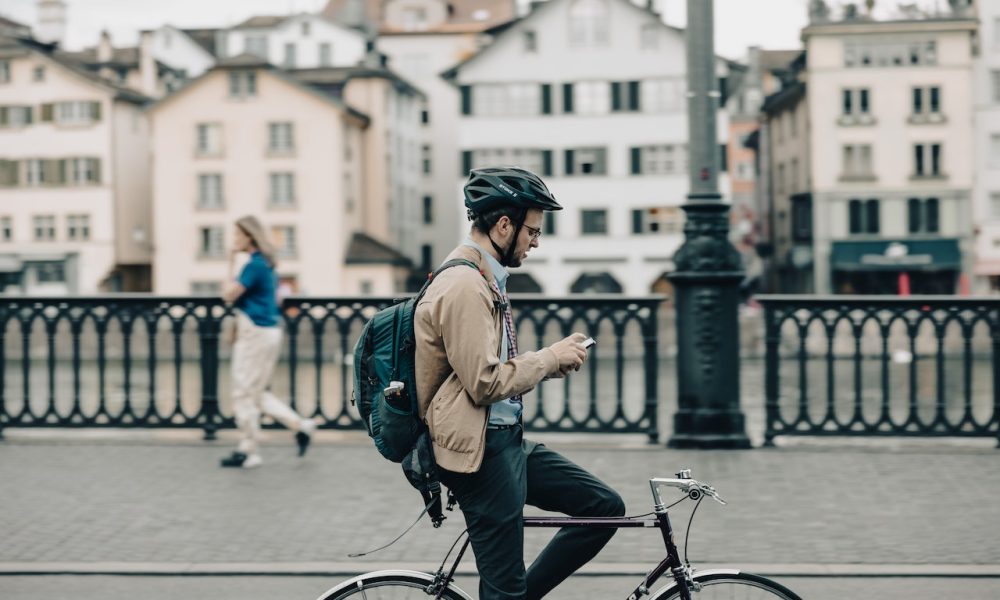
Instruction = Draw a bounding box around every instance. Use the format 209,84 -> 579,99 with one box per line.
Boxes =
652,571 -> 803,600
315,570 -> 471,600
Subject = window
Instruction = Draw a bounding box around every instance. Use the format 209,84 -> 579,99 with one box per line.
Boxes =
229,71 -> 257,98
420,244 -> 433,272
421,145 -> 431,174
55,101 -> 99,125
848,199 -> 879,234
66,214 -> 90,240
544,211 -> 556,236
191,281 -> 221,294
0,61 -> 9,83
564,147 -> 607,176
640,24 -> 659,50
641,78 -> 684,113
912,86 -> 942,117
268,122 -> 294,153
844,39 -> 937,67
26,159 -> 44,186
198,174 -> 223,209
283,43 -> 296,68
630,144 -> 687,175
245,35 -> 268,59
196,123 -> 222,155
523,30 -> 537,52
1,105 -> 33,127
199,226 -> 225,258
841,144 -> 873,178
913,143 -> 942,177
631,207 -> 683,235
422,195 -> 433,224
1,216 -> 11,241
33,215 -> 56,240
471,83 -> 541,116
842,88 -> 870,115
907,198 -> 939,234
269,173 -> 295,207
610,81 -> 641,112
70,158 -> 99,184
319,43 -> 332,67
581,209 -> 608,235
573,81 -> 610,115
33,66 -> 45,81
468,148 -> 552,176
790,196 -> 812,242
301,21 -> 311,36
569,0 -> 609,47
421,108 -> 429,124
35,261 -> 65,283
271,225 -> 297,257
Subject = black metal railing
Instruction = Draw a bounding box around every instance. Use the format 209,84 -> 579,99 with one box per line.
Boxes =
759,296 -> 1000,445
0,295 -> 661,442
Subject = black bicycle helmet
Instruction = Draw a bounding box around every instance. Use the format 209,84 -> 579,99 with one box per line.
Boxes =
463,166 -> 563,214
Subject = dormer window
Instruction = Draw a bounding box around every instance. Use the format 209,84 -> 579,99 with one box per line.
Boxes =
569,0 -> 609,47
523,30 -> 537,52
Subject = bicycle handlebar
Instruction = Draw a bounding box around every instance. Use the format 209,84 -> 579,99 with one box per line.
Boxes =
649,469 -> 727,510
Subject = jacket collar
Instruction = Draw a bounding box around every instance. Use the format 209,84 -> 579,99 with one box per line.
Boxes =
445,244 -> 500,296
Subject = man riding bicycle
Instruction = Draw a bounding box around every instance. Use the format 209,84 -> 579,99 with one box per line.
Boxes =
413,166 -> 625,600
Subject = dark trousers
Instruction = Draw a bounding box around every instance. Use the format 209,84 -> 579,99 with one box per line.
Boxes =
439,426 -> 625,600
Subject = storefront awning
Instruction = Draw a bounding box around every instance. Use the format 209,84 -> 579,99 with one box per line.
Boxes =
831,239 -> 961,272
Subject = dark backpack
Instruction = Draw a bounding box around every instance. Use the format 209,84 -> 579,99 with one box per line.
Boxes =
351,258 -> 479,524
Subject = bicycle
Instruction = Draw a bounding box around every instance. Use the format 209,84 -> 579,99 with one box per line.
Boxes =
316,469 -> 803,600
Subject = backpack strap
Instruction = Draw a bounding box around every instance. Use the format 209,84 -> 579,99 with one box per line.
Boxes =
414,259 -> 483,304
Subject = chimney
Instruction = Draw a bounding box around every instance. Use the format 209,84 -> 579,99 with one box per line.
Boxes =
36,0 -> 67,46
97,30 -> 115,81
139,30 -> 157,97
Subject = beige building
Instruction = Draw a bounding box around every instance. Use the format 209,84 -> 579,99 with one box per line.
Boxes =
149,55 -> 423,296
0,35 -> 152,294
801,5 -> 977,294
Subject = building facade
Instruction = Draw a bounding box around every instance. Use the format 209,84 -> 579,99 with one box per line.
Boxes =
220,13 -> 368,70
0,37 -> 151,294
803,5 -> 976,294
443,0 -> 731,295
972,0 -> 1000,291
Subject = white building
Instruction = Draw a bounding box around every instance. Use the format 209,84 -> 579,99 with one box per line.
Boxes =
220,13 -> 368,70
973,0 -> 1000,291
0,36 -> 152,294
141,25 -> 219,80
336,0 -> 517,273
442,0 -> 731,295
802,4 -> 977,294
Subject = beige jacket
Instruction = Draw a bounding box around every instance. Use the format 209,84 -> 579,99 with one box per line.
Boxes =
414,244 -> 561,473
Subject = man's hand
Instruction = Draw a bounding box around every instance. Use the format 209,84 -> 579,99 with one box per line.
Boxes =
549,332 -> 588,374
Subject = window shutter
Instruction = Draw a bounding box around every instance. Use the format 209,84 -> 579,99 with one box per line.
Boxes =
562,83 -> 574,113
630,147 -> 642,175
91,101 -> 101,122
92,158 -> 101,184
564,149 -> 575,175
25,106 -> 33,124
907,198 -> 921,233
540,83 -> 552,115
0,160 -> 12,186
926,198 -> 939,233
0,107 -> 7,126
56,159 -> 67,184
541,150 -> 553,176
632,209 -> 643,234
41,103 -> 54,122
460,85 -> 472,115
610,82 -> 622,111
461,150 -> 472,176
628,81 -> 640,111
719,143 -> 728,172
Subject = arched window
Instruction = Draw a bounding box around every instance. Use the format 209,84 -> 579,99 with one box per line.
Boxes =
569,0 -> 609,47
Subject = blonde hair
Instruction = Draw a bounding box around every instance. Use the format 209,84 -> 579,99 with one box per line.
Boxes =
235,215 -> 277,268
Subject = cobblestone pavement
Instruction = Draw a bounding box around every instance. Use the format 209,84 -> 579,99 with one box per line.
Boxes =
1,430 -> 999,572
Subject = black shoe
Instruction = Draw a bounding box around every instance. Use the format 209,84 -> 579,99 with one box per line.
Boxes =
295,431 -> 311,457
221,451 -> 248,468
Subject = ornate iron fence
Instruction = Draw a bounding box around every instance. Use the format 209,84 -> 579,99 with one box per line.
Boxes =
0,295 -> 661,441
759,296 -> 1000,446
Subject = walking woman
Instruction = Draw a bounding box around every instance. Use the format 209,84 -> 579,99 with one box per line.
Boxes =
220,215 -> 315,469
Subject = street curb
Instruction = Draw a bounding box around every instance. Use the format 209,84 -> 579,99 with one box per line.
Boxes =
3,562 -> 1000,578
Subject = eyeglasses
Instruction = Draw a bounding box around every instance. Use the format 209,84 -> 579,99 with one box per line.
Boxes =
523,224 -> 542,241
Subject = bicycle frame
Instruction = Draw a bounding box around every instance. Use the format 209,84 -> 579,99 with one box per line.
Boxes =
432,511 -> 693,600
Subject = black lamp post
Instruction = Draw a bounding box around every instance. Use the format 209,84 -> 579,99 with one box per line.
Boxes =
667,0 -> 751,449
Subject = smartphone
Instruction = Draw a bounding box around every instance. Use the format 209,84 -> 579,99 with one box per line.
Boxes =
582,337 -> 596,350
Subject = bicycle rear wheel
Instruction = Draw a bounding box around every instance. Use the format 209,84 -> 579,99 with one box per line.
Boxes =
653,571 -> 803,600
315,570 -> 471,600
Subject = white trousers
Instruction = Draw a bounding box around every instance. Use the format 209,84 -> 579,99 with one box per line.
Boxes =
231,312 -> 307,454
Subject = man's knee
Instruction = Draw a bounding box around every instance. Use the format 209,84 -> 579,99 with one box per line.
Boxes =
591,487 -> 625,517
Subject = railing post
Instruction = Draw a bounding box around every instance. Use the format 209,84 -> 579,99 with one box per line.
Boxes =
763,303 -> 779,447
198,304 -> 222,440
644,300 -> 660,444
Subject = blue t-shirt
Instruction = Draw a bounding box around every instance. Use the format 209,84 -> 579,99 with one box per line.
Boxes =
234,252 -> 279,327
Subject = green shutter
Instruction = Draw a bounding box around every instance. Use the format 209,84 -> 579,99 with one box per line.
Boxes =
40,103 -> 53,122
0,160 -> 14,186
56,159 -> 67,184
630,147 -> 642,175
0,107 -> 8,126
460,85 -> 472,115
25,106 -> 33,124
610,82 -> 621,112
461,150 -> 472,176
540,84 -> 552,115
91,101 -> 101,122
562,83 -> 573,113
92,158 -> 101,184
628,81 -> 641,111
542,150 -> 553,176
564,149 -> 575,176
632,209 -> 643,234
